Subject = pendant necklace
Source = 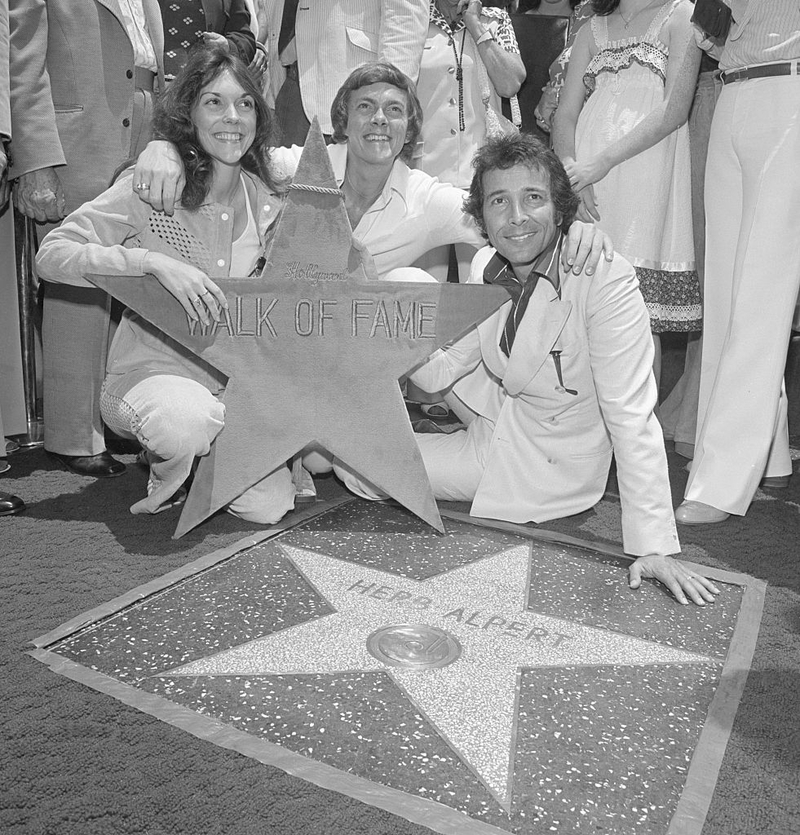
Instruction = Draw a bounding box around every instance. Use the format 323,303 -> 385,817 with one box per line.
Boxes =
620,0 -> 659,29
448,26 -> 467,132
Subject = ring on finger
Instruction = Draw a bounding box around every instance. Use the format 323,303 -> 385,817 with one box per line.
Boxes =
199,289 -> 211,296
135,183 -> 150,191
191,296 -> 202,304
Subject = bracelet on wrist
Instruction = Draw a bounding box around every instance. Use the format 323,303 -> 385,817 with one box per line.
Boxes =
475,29 -> 495,45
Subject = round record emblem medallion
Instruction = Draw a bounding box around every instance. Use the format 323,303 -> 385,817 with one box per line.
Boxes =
366,624 -> 462,670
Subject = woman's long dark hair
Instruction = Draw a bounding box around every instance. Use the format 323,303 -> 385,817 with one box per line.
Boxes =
592,0 -> 622,14
152,43 -> 279,208
523,0 -> 582,11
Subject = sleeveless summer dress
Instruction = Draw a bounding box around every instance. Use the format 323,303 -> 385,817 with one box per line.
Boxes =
575,0 -> 701,332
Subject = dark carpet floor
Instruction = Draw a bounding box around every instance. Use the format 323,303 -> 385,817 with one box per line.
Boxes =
2,357 -> 799,834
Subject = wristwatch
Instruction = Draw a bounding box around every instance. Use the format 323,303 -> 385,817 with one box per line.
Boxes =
475,29 -> 495,45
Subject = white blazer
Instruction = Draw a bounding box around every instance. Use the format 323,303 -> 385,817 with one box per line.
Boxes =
413,245 -> 681,557
266,0 -> 429,132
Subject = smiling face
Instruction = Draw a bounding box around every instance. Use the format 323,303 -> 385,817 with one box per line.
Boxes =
344,82 -> 411,170
482,164 -> 561,280
191,69 -> 257,169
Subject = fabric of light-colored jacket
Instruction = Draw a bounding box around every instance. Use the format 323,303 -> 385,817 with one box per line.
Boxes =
35,171 -> 283,397
265,0 -> 429,133
0,0 -> 9,141
412,245 -> 681,557
9,0 -> 165,211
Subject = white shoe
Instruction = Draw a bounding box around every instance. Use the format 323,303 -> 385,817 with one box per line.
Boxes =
675,500 -> 730,525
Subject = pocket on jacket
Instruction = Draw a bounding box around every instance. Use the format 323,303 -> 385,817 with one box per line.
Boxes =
568,445 -> 612,462
54,105 -> 84,113
346,26 -> 378,54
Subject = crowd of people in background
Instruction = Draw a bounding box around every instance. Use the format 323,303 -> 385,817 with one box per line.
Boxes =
0,2 -> 798,597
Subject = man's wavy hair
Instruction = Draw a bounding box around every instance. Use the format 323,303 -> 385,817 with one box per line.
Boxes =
152,43 -> 279,208
329,62 -> 423,163
463,133 -> 580,238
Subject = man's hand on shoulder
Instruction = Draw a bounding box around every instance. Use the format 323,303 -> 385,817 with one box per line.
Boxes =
132,141 -> 185,215
561,220 -> 614,276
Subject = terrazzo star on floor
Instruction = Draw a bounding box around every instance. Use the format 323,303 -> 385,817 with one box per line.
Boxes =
30,500 -> 764,835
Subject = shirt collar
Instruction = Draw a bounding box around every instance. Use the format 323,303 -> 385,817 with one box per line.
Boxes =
483,233 -> 563,296
327,142 -> 410,213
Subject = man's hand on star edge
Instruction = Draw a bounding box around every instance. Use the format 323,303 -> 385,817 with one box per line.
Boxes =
628,555 -> 720,606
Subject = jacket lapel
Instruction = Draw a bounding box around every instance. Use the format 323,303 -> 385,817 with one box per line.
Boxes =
501,281 -> 572,396
96,0 -> 124,23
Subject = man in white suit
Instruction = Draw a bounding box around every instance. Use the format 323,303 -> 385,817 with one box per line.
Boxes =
265,0 -> 429,144
340,133 -> 719,606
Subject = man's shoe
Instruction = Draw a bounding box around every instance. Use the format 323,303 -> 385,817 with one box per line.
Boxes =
760,475 -> 790,489
675,500 -> 730,525
48,451 -> 126,478
0,491 -> 25,516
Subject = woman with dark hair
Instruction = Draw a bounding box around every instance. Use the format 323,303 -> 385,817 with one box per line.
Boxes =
337,133 -> 719,607
34,45 -> 296,523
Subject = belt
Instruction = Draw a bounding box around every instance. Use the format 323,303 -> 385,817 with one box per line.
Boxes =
719,61 -> 800,85
134,66 -> 156,92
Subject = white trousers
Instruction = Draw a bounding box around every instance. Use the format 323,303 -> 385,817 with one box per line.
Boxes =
335,418 -> 492,504
101,374 -> 295,523
686,74 -> 800,514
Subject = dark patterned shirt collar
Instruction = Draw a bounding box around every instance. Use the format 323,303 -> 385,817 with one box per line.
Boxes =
483,234 -> 563,298
429,1 -> 466,35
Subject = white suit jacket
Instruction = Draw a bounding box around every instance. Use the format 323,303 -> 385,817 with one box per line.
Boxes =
266,0 -> 429,132
413,245 -> 681,557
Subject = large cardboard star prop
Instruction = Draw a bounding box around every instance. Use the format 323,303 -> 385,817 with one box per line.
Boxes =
89,121 -> 507,537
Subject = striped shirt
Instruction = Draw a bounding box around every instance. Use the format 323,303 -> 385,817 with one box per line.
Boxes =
720,0 -> 800,71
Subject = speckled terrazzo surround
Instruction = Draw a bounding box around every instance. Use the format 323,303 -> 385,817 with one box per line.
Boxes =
31,499 -> 763,835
